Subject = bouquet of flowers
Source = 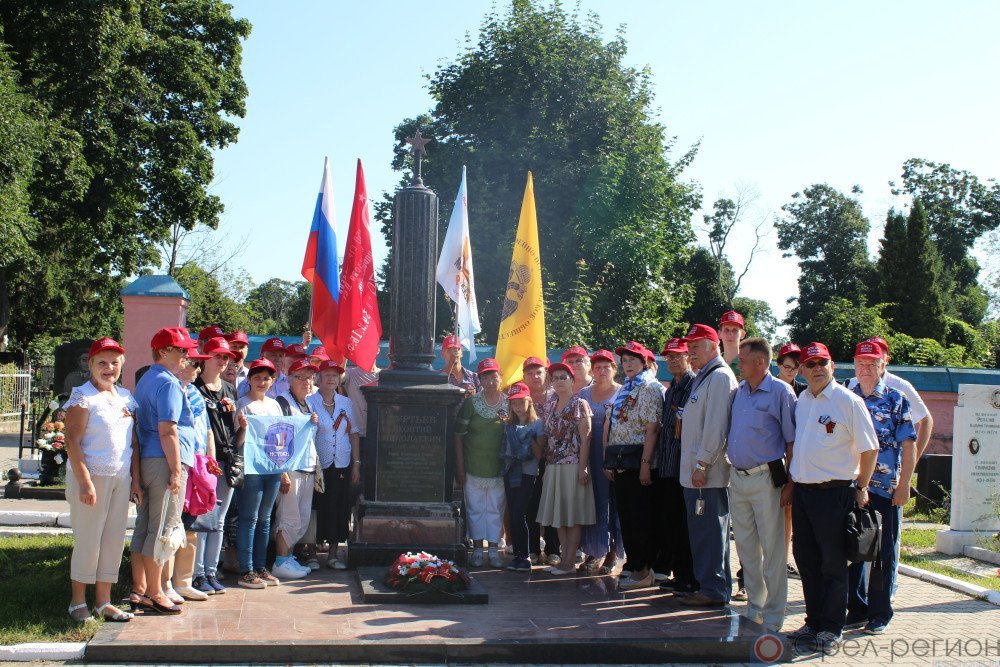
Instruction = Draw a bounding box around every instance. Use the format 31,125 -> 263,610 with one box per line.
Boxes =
384,551 -> 470,596
37,418 -> 68,485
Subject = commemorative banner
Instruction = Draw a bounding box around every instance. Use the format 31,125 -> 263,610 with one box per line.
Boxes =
243,414 -> 316,475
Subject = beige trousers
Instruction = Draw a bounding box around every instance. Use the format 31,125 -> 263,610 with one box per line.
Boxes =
67,468 -> 131,584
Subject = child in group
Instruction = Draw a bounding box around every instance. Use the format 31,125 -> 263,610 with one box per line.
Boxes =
500,382 -> 544,572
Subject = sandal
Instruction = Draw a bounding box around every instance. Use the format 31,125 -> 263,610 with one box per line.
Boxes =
147,595 -> 182,615
578,556 -> 601,573
68,602 -> 92,623
95,602 -> 134,622
128,591 -> 154,611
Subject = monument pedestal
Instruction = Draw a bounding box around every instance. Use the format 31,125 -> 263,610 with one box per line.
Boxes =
351,381 -> 465,567
936,383 -> 1000,555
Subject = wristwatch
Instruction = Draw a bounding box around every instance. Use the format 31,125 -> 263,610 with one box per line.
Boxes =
852,480 -> 866,490
695,462 -> 708,472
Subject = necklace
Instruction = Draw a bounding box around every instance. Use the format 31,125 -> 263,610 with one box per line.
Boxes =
482,392 -> 502,408
322,395 -> 336,407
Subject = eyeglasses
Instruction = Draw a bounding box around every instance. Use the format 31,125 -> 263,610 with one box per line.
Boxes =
551,374 -> 571,381
290,375 -> 314,382
780,364 -> 798,371
803,359 -> 830,369
566,358 -> 586,365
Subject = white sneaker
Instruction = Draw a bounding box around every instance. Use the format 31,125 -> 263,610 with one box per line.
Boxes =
174,585 -> 209,601
272,559 -> 307,580
286,556 -> 311,573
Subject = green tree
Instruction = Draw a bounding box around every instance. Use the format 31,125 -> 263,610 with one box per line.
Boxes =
380,0 -> 699,345
545,259 -> 602,348
0,1 -> 251,346
811,297 -> 891,361
875,210 -> 909,327
246,279 -> 299,331
732,297 -> 778,343
892,158 -> 1000,326
174,263 -> 254,334
775,184 -> 875,342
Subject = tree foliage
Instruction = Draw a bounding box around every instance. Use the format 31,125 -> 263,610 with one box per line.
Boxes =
0,0 -> 251,346
811,298 -> 891,362
380,0 -> 699,345
775,184 -> 875,342
174,263 -> 255,334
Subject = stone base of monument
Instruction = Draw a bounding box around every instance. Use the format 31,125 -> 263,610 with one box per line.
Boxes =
936,529 -> 984,555
348,499 -> 467,567
356,566 -> 488,604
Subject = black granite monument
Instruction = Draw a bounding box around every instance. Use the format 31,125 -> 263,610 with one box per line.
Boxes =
352,131 -> 467,567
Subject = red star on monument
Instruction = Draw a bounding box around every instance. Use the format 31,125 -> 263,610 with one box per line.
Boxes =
405,129 -> 431,157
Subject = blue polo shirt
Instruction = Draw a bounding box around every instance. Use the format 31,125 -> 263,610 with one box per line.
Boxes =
134,364 -> 196,467
727,372 -> 797,470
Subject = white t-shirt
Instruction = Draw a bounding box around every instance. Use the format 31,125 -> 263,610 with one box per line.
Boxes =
306,392 -> 360,469
791,380 -> 879,484
64,382 -> 138,477
847,371 -> 929,423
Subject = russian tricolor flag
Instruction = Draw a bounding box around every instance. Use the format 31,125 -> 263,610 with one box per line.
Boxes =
301,158 -> 342,361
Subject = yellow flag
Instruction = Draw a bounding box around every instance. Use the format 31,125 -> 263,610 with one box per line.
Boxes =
496,172 -> 546,386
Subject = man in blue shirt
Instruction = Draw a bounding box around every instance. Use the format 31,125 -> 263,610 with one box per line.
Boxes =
130,327 -> 199,614
727,337 -> 797,632
846,340 -> 916,636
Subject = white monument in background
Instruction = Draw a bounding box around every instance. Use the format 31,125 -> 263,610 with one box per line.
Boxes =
937,384 -> 1000,555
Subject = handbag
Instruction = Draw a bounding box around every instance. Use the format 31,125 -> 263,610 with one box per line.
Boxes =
845,502 -> 882,564
603,443 -> 644,470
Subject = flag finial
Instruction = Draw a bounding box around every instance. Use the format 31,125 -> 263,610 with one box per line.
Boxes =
405,129 -> 431,186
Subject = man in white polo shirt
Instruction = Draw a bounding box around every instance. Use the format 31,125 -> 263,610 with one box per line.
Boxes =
786,342 -> 879,655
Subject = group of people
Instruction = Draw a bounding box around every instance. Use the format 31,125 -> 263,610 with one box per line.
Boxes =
62,326 -> 366,622
447,310 -> 930,654
62,311 -> 931,654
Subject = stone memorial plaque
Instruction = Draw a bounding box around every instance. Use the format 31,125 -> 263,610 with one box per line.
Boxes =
375,404 -> 447,503
949,384 -> 1000,533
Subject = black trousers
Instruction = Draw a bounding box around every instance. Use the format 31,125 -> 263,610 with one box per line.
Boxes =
651,474 -> 695,584
528,462 -> 560,556
612,468 -> 654,572
317,465 -> 352,545
793,483 -> 854,635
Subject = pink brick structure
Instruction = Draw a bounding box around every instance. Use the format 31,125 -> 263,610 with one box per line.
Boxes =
120,276 -> 189,391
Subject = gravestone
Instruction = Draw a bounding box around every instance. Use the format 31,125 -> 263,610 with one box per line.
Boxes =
54,340 -> 94,397
352,132 -> 466,568
936,384 -> 1000,555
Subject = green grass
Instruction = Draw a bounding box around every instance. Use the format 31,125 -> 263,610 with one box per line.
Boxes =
0,535 -> 132,644
901,529 -> 1000,593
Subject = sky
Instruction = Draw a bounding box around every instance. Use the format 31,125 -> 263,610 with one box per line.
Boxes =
208,1 -> 1000,334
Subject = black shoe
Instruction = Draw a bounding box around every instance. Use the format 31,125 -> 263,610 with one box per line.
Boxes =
844,614 -> 867,630
659,578 -> 679,590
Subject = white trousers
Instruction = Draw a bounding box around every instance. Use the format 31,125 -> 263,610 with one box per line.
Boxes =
276,471 -> 315,547
464,475 -> 504,543
730,467 -> 788,631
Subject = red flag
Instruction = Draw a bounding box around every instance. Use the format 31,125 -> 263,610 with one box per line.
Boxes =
335,160 -> 383,369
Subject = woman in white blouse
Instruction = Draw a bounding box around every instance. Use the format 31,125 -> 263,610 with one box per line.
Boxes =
306,360 -> 360,569
63,337 -> 141,622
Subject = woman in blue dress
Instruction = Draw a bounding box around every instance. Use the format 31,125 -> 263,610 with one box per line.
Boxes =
578,350 -> 625,574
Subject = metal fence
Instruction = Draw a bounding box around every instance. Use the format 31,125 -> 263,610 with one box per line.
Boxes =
0,366 -> 32,421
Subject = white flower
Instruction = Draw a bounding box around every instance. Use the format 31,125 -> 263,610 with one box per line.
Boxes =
48,400 -> 61,410
36,438 -> 46,447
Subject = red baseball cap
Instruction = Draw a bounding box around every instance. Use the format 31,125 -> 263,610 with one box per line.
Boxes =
310,346 -> 331,362
187,350 -> 212,361
198,325 -> 226,341
719,310 -> 745,330
226,330 -> 249,345
661,338 -> 689,355
800,342 -> 832,364
523,356 -> 546,370
547,361 -> 575,380
615,340 -> 655,363
680,324 -> 720,344
261,337 -> 286,354
590,349 -> 615,365
776,343 -> 802,361
866,337 -> 890,356
150,327 -> 200,350
248,358 -> 277,376
853,341 -> 884,360
442,335 -> 462,350
89,337 -> 125,359
287,358 -> 318,375
318,360 -> 345,374
561,345 -> 588,361
477,358 -> 500,374
506,382 -> 531,400
202,337 -> 236,359
285,343 -> 307,359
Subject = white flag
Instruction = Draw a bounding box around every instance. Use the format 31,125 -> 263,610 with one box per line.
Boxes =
435,166 -> 481,361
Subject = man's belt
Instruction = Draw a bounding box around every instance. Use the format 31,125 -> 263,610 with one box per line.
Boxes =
733,462 -> 770,476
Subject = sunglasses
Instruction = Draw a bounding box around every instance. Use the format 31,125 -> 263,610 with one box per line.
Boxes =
803,359 -> 830,369
551,374 -> 572,381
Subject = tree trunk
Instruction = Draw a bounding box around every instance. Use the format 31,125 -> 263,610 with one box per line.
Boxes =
0,267 -> 9,350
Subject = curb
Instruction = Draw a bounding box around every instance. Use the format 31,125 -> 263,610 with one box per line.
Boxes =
899,563 -> 1000,607
0,510 -> 135,529
964,545 -> 1000,566
0,642 -> 86,661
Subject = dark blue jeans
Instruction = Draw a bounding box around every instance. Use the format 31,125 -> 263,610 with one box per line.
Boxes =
683,486 -> 731,601
793,483 -> 854,634
847,492 -> 901,625
236,473 -> 281,573
504,473 -> 537,559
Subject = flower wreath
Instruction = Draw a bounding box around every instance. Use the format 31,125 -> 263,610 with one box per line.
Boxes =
383,551 -> 470,596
